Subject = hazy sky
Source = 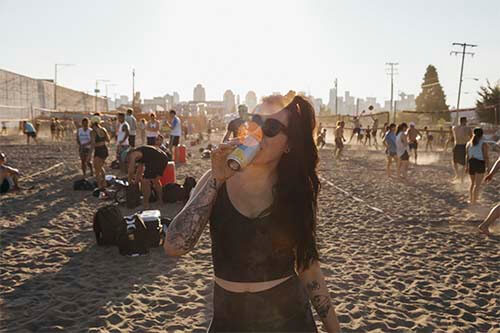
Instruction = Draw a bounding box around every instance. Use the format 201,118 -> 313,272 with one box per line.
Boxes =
1,0 -> 499,108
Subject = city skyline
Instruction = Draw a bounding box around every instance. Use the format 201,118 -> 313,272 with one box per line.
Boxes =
1,0 -> 499,109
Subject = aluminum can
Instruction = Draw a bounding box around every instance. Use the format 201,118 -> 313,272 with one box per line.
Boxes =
226,135 -> 260,171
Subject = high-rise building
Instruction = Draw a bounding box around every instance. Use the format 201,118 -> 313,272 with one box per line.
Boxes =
328,88 -> 337,114
245,91 -> 257,112
173,92 -> 180,105
223,90 -> 236,115
193,84 -> 206,102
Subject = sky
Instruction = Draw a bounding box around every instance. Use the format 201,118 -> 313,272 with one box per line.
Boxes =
1,0 -> 499,108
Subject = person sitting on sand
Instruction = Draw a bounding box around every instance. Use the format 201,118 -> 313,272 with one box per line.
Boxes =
383,123 -> 397,177
76,118 -> 93,177
334,121 -> 346,158
407,122 -> 421,164
127,145 -> 170,209
0,153 -> 21,194
90,116 -> 110,191
478,156 -> 500,236
23,121 -> 38,145
164,93 -> 341,332
396,123 -> 410,179
465,127 -> 489,205
452,117 -> 472,183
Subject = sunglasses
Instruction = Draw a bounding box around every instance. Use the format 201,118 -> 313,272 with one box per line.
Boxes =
251,114 -> 287,138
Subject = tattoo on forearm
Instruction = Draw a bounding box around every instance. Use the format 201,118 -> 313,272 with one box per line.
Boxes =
166,177 -> 218,252
306,279 -> 332,320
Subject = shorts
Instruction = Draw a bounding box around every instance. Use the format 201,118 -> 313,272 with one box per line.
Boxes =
144,160 -> 168,180
0,178 -> 10,194
147,136 -> 156,145
453,144 -> 466,166
372,130 -> 377,136
335,137 -> 344,149
128,135 -> 136,147
94,146 -> 109,160
400,151 -> 409,161
79,146 -> 91,157
26,132 -> 36,138
170,135 -> 180,147
468,158 -> 486,175
409,142 -> 418,150
353,127 -> 361,135
386,150 -> 397,157
208,275 -> 317,332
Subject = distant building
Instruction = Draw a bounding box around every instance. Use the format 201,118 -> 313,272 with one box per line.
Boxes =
223,90 -> 236,115
173,92 -> 180,105
328,88 -> 337,114
115,95 -> 129,108
245,91 -> 257,112
193,84 -> 206,102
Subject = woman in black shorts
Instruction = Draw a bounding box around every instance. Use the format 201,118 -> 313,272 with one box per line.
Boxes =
90,116 -> 110,190
164,93 -> 341,332
465,127 -> 489,204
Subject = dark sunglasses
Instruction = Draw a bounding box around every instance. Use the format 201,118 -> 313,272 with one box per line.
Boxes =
251,114 -> 287,138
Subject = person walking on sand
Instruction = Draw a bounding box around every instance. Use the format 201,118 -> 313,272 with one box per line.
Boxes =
364,126 -> 371,146
370,116 -> 379,148
348,116 -> 361,143
424,126 -> 434,152
116,112 -> 130,164
164,93 -> 341,332
383,123 -> 398,177
76,118 -> 93,177
478,156 -> 500,236
334,121 -> 346,158
90,116 -> 110,190
317,128 -> 327,149
166,109 -> 182,154
452,117 -> 473,183
138,118 -> 146,144
407,122 -> 421,164
125,108 -> 137,147
23,121 -> 38,145
396,123 -> 410,179
146,113 -> 160,145
465,127 -> 489,205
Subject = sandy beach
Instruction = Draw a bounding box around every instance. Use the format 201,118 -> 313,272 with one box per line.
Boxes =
1,136 -> 499,332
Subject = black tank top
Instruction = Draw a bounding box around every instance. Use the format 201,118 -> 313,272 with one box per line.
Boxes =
135,146 -> 169,167
209,183 -> 296,282
95,129 -> 106,143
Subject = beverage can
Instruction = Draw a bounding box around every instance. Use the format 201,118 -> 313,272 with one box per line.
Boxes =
226,135 -> 260,171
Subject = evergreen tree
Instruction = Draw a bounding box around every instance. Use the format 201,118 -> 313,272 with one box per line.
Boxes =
415,65 -> 449,121
476,80 -> 500,124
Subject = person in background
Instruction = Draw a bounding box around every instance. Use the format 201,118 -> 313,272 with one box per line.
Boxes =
164,93 -> 340,332
364,126 -> 371,146
166,109 -> 182,153
383,123 -> 398,177
396,122 -> 410,179
0,152 -> 21,194
76,118 -> 93,177
452,117 -> 473,183
334,121 -> 346,158
370,116 -> 379,148
223,105 -> 249,142
1,122 -> 7,135
116,112 -> 130,165
444,126 -> 454,152
348,116 -> 361,143
478,156 -> 500,236
407,122 -> 421,164
146,113 -> 160,145
439,126 -> 446,148
125,108 -> 137,147
317,128 -> 327,149
424,126 -> 434,152
23,120 -> 38,145
380,122 -> 389,139
465,127 -> 489,205
207,119 -> 213,141
50,118 -> 58,141
155,134 -> 170,154
138,118 -> 146,144
90,116 -> 110,190
182,120 -> 189,141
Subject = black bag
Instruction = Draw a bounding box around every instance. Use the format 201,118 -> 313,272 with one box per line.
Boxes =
111,159 -> 120,169
117,215 -> 149,256
142,216 -> 163,248
126,183 -> 142,208
93,205 -> 123,246
162,183 -> 185,203
73,179 -> 96,191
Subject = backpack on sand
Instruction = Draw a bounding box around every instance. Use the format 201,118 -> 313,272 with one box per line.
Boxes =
138,210 -> 163,248
162,177 -> 197,204
73,179 -> 96,191
126,183 -> 142,209
117,215 -> 150,256
93,205 -> 123,246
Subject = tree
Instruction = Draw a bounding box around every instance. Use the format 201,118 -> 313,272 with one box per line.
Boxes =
415,65 -> 450,122
476,80 -> 500,124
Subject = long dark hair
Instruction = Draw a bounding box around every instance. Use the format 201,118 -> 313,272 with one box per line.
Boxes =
269,94 -> 320,271
396,122 -> 408,135
471,127 -> 483,146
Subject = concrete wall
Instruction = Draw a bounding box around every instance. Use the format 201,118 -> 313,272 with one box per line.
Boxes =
0,69 -> 107,120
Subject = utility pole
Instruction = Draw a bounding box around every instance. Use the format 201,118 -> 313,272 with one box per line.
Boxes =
95,79 -> 109,113
450,42 -> 477,123
334,78 -> 338,116
132,68 -> 135,108
386,62 -> 399,121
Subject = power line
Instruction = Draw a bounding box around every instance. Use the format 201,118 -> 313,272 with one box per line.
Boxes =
450,42 -> 477,122
386,62 -> 399,121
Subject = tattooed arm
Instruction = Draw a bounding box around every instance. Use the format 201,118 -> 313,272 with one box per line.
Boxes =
164,170 -> 219,256
298,260 -> 341,333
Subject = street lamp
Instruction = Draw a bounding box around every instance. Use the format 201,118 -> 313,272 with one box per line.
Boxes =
95,79 -> 110,113
54,63 -> 75,110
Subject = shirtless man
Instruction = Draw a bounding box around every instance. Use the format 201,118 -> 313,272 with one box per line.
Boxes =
407,122 -> 422,164
348,117 -> 361,143
370,117 -> 379,148
0,153 -> 21,194
452,117 -> 473,182
478,156 -> 500,236
334,121 -> 346,158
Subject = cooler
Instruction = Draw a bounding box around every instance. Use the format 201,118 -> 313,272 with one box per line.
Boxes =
174,145 -> 187,163
160,161 -> 176,186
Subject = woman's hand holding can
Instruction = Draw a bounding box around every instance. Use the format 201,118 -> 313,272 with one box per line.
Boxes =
211,139 -> 240,187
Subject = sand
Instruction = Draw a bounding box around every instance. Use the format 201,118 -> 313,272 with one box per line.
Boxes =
1,134 -> 499,332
